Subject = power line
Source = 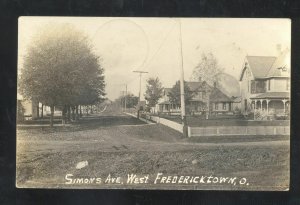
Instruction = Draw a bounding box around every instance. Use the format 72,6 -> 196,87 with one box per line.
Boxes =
142,22 -> 177,71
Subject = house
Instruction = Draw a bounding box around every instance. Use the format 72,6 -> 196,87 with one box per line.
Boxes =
157,81 -> 234,115
239,48 -> 290,118
156,88 -> 181,114
17,93 -> 39,119
209,85 -> 235,114
17,94 -> 62,120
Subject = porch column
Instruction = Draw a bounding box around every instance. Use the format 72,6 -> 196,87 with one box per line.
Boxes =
282,99 -> 287,113
254,100 -> 257,110
266,100 -> 270,114
260,99 -> 263,111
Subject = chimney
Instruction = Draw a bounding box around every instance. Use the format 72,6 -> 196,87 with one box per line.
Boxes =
276,44 -> 282,56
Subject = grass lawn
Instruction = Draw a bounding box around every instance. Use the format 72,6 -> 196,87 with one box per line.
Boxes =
16,115 -> 289,190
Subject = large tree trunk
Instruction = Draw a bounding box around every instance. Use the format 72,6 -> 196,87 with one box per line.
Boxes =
50,105 -> 54,127
41,104 -> 44,118
86,106 -> 89,116
90,105 -> 93,114
37,104 -> 39,118
75,105 -> 79,121
62,105 -> 67,125
71,106 -> 75,121
67,105 -> 71,122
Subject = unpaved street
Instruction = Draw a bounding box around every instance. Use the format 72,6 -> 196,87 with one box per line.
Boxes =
16,112 -> 289,190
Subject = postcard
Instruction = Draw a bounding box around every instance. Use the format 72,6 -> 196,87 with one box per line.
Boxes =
17,17 -> 290,190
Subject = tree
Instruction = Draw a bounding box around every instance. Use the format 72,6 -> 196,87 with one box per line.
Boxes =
17,100 -> 25,122
116,94 -> 139,109
190,52 -> 223,85
19,23 -> 105,127
144,77 -> 163,112
168,81 -> 194,106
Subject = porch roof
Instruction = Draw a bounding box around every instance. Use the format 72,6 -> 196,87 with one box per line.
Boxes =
250,92 -> 290,99
210,87 -> 233,102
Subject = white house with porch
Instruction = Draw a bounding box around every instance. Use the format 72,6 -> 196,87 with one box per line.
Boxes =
239,48 -> 290,119
156,88 -> 181,114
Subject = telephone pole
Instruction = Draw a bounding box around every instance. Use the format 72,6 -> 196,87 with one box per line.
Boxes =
133,70 -> 148,103
177,18 -> 188,137
125,84 -> 127,112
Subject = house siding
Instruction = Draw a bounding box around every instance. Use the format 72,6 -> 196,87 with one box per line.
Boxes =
272,78 -> 289,92
240,65 -> 254,112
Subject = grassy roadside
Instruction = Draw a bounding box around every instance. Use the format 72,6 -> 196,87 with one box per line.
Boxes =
16,145 -> 289,190
16,114 -> 290,190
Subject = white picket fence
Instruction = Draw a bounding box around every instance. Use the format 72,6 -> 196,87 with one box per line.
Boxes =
134,113 -> 289,137
188,126 -> 290,137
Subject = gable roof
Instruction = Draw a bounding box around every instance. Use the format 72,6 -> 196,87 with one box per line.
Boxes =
186,82 -> 202,91
267,49 -> 290,77
246,56 -> 277,78
210,87 -> 232,102
186,81 -> 212,92
240,51 -> 291,81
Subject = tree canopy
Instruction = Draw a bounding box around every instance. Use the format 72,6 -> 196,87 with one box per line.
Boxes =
19,23 -> 105,126
116,93 -> 139,109
190,52 -> 223,85
144,77 -> 163,108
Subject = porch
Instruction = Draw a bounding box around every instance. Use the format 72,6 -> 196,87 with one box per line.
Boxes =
250,99 -> 289,120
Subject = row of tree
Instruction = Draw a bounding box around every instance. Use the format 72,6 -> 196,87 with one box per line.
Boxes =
19,24 -> 106,126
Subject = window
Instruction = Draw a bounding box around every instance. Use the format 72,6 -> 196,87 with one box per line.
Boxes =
223,103 -> 226,110
197,92 -> 202,99
251,80 -> 266,94
215,103 -> 218,110
268,80 -> 270,91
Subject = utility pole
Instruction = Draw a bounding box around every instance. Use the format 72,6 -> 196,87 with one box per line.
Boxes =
177,19 -> 187,137
133,70 -> 148,104
125,84 -> 127,112
133,70 -> 148,118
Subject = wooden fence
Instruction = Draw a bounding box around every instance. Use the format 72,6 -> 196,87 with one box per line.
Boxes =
188,126 -> 290,137
134,113 -> 290,137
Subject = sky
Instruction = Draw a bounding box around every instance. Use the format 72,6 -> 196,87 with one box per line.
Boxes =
18,17 -> 291,100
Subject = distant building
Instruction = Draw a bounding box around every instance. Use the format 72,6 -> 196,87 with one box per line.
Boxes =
157,88 -> 180,114
17,94 -> 62,120
157,81 -> 235,115
239,48 -> 290,117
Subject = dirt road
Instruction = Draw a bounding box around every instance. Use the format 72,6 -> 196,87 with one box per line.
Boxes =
16,112 -> 289,190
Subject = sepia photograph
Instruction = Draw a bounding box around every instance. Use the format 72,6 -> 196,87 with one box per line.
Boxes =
16,17 -> 290,190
